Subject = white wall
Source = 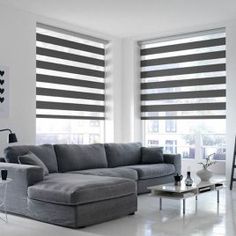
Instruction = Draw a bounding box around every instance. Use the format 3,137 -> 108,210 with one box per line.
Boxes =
0,3 -> 123,155
0,5 -> 36,155
225,22 -> 236,180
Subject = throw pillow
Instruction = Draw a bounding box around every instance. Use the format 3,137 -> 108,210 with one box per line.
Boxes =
18,151 -> 49,176
141,147 -> 164,164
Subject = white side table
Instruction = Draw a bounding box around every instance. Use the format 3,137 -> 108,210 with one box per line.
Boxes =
0,178 -> 12,223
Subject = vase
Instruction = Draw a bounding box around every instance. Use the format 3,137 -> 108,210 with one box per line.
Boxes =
185,171 -> 193,186
196,168 -> 213,182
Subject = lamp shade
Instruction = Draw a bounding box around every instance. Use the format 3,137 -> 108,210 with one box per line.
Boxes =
8,133 -> 17,143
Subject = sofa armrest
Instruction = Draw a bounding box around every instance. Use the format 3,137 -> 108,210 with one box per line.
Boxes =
0,162 -> 44,215
163,154 -> 181,174
0,162 -> 44,187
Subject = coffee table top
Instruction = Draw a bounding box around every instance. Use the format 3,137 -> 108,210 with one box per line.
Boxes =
148,179 -> 226,194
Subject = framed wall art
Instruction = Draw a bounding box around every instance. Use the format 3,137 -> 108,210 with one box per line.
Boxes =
0,66 -> 9,118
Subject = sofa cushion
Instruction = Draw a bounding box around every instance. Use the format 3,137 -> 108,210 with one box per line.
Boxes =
124,164 -> 175,180
71,167 -> 138,181
18,151 -> 49,176
104,143 -> 142,167
4,145 -> 58,173
54,144 -> 108,172
28,173 -> 136,205
141,147 -> 164,164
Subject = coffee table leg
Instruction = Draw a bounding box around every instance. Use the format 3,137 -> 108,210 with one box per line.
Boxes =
217,190 -> 220,204
160,198 -> 162,210
183,199 -> 186,215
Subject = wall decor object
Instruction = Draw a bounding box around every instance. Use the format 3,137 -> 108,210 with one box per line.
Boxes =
0,66 -> 9,117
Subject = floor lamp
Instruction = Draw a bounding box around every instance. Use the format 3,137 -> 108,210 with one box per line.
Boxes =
0,128 -> 17,143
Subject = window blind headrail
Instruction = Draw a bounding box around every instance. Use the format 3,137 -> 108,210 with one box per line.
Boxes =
37,87 -> 104,101
141,89 -> 226,101
37,60 -> 104,78
141,63 -> 225,78
141,50 -> 225,67
36,74 -> 105,89
37,47 -> 105,67
37,23 -> 109,45
37,33 -> 105,55
141,37 -> 225,56
36,114 -> 105,120
36,101 -> 105,112
141,102 -> 226,112
141,115 -> 226,120
141,76 -> 226,90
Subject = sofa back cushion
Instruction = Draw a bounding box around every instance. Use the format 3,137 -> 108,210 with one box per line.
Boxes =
4,144 -> 58,173
105,142 -> 142,167
141,147 -> 164,164
54,144 -> 108,172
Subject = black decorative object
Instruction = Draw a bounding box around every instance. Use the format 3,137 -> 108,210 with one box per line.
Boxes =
1,169 -> 7,180
174,173 -> 183,186
185,171 -> 193,186
0,128 -> 18,143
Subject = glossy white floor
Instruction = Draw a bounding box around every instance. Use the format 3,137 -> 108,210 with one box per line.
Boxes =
1,188 -> 236,236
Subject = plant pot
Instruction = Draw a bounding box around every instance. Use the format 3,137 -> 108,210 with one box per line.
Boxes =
196,168 -> 213,182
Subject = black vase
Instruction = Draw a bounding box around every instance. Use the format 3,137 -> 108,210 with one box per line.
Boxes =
1,169 -> 8,180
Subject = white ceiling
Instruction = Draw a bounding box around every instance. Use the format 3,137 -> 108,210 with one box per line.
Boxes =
1,0 -> 236,38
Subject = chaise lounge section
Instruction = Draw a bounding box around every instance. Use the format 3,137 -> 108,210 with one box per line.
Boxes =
0,142 -> 181,227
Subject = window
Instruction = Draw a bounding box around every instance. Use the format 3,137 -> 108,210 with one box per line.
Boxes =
165,120 -> 176,132
140,29 -> 226,164
148,140 -> 159,147
165,140 -> 177,154
148,120 -> 159,132
36,24 -> 108,144
165,112 -> 177,132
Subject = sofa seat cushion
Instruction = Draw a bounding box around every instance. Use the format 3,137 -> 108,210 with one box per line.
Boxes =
124,164 -> 175,180
54,144 -> 108,172
71,167 -> 138,181
28,173 -> 136,206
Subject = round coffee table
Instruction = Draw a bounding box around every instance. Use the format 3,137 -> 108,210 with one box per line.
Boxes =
0,178 -> 12,223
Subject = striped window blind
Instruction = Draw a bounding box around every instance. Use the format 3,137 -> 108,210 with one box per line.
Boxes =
36,24 -> 108,120
140,29 -> 226,120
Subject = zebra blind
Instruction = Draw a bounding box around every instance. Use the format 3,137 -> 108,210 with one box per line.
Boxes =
36,24 -> 108,120
140,29 -> 226,120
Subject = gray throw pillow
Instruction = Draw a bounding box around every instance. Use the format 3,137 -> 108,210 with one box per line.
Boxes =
141,147 -> 164,164
18,151 -> 49,176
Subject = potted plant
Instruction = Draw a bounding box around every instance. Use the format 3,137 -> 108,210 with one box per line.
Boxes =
196,153 -> 216,182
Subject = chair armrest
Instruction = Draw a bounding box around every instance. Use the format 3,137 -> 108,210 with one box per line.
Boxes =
163,154 -> 181,174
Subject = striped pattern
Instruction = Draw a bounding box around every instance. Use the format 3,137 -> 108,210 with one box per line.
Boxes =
36,24 -> 107,120
140,29 -> 226,120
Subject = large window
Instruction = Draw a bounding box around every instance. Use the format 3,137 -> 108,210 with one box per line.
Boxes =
140,29 -> 226,163
36,24 -> 108,144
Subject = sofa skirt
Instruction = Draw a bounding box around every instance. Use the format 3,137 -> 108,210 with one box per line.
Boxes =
27,193 -> 137,228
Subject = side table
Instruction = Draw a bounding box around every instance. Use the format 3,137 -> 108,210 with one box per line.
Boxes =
0,178 -> 12,223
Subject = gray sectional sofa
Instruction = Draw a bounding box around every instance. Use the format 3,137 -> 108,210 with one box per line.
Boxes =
0,142 -> 181,228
